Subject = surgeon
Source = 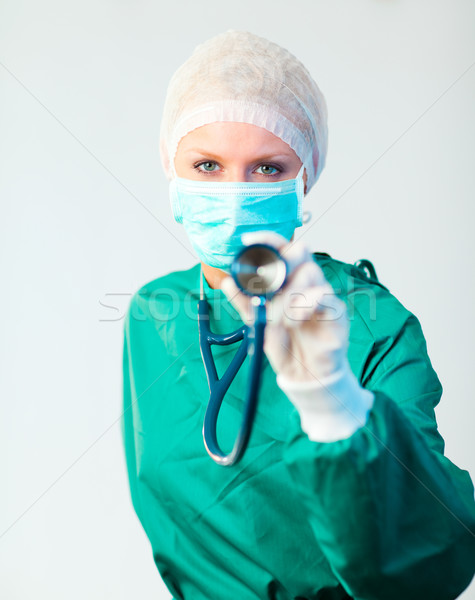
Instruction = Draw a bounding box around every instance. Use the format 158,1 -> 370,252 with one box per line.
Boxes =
122,30 -> 475,600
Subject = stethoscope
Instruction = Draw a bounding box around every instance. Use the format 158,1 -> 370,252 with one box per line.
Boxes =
198,243 -> 290,467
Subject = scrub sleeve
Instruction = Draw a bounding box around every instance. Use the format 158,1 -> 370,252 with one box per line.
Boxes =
282,258 -> 475,599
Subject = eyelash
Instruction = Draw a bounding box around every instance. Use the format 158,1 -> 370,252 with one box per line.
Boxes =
193,161 -> 283,176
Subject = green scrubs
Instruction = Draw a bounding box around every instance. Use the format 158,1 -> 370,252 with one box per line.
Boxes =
121,253 -> 475,600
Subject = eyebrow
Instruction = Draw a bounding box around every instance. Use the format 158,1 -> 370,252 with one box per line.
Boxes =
184,149 -> 294,162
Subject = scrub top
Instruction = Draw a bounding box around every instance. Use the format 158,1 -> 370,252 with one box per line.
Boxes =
121,252 -> 475,600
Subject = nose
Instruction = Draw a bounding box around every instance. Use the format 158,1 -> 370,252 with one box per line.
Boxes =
220,166 -> 251,182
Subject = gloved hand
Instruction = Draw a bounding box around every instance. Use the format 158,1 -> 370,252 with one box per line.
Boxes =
221,231 -> 374,442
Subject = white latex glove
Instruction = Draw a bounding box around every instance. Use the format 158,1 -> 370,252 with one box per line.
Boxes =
221,231 -> 374,442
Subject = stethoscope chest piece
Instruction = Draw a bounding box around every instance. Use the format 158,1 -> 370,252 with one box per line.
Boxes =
230,243 -> 288,299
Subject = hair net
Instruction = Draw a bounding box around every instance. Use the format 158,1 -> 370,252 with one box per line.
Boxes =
159,30 -> 328,193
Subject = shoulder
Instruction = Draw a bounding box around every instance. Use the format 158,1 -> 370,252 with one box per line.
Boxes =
314,253 -> 441,406
125,263 -> 201,325
134,263 -> 200,300
312,252 -> 418,344
312,251 -> 388,294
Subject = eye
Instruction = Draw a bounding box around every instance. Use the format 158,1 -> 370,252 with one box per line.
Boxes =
255,164 -> 280,176
194,161 -> 220,173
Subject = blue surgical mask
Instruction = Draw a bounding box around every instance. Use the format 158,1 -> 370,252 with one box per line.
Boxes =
169,165 -> 305,270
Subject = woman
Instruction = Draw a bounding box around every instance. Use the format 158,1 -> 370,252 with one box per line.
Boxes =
122,31 -> 475,599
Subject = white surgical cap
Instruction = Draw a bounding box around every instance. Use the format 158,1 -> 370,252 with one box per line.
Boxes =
159,30 -> 328,193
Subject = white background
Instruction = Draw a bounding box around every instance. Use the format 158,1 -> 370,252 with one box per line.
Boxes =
0,0 -> 474,598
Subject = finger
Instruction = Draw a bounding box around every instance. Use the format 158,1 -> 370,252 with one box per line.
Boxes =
284,258 -> 327,289
265,262 -> 326,326
279,237 -> 312,268
314,291 -> 348,325
282,284 -> 346,327
241,232 -> 312,269
241,231 -> 318,287
241,230 -> 289,250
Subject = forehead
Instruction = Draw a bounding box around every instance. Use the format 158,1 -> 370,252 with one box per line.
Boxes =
176,121 -> 298,160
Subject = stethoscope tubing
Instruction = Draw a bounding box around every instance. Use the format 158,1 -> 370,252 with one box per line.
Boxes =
199,297 -> 266,466
198,244 -> 294,467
